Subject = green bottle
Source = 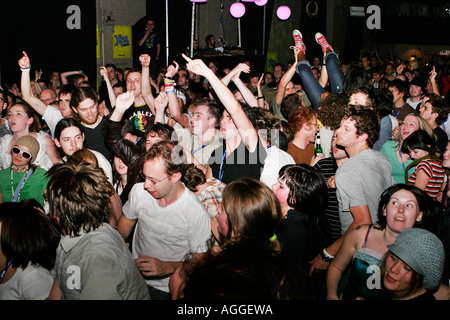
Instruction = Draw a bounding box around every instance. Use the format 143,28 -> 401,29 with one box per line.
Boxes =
315,135 -> 323,155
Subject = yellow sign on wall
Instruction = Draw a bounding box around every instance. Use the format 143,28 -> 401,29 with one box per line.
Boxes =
266,52 -> 279,73
96,25 -> 100,59
113,26 -> 132,59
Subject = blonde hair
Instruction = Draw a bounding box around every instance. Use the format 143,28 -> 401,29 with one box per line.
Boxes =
397,113 -> 436,144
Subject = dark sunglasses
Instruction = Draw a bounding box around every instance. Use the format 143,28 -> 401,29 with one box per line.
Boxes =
12,146 -> 32,160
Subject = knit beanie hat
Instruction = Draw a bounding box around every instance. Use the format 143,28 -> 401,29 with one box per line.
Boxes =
14,135 -> 40,162
387,228 -> 445,290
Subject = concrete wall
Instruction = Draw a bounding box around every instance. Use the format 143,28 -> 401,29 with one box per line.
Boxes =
196,0 -> 239,49
96,0 -> 146,87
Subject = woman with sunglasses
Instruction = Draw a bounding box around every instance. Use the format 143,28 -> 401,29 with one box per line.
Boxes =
0,102 -> 60,171
0,135 -> 49,207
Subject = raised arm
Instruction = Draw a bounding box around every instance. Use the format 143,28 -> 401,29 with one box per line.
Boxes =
230,63 -> 258,107
318,64 -> 329,88
100,66 -> 117,108
256,74 -> 268,109
275,48 -> 300,105
183,54 -> 258,151
153,91 -> 169,124
60,70 -> 84,85
429,66 -> 441,96
165,61 -> 191,128
139,54 -> 156,114
18,51 -> 48,116
109,90 -> 135,122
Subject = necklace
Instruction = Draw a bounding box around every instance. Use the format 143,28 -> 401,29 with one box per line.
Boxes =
11,164 -> 29,172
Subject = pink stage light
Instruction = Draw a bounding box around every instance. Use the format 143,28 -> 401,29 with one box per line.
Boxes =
277,5 -> 291,20
230,2 -> 246,18
254,0 -> 268,6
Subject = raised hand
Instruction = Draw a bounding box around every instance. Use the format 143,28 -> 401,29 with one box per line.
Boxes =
35,68 -> 42,80
429,66 -> 437,81
115,91 -> 135,114
257,73 -> 264,88
231,63 -> 250,81
154,91 -> 169,112
100,66 -> 108,79
139,54 -> 151,68
182,53 -> 211,77
18,51 -> 31,69
166,61 -> 180,78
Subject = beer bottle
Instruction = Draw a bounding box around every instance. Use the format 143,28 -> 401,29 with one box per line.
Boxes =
315,135 -> 323,155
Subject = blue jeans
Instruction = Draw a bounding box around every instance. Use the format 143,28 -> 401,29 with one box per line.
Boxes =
295,52 -> 344,111
325,52 -> 344,94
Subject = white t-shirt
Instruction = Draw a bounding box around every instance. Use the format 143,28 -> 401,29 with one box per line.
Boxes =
89,149 -> 113,185
406,98 -> 422,110
123,183 -> 211,292
0,263 -> 55,300
42,106 -> 64,139
260,145 -> 295,188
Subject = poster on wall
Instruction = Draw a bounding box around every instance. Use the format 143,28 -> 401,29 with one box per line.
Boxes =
96,25 -> 100,59
266,51 -> 278,73
113,26 -> 132,59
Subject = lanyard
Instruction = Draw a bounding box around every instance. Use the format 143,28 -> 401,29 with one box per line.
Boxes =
0,259 -> 13,284
398,148 -> 406,172
10,168 -> 33,202
218,150 -> 226,182
192,143 -> 208,154
392,103 -> 405,119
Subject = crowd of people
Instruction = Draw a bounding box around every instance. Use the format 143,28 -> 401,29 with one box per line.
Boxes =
0,21 -> 449,301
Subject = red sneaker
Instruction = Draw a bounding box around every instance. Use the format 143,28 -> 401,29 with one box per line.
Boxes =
290,29 -> 306,53
315,32 -> 334,54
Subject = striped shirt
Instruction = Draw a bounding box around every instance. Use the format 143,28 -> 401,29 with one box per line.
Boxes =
408,158 -> 445,198
314,157 -> 342,241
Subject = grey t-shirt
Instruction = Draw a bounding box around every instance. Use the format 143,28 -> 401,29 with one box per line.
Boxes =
55,223 -> 150,300
336,148 -> 396,234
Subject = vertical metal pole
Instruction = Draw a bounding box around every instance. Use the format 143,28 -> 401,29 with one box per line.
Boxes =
190,2 -> 195,58
238,19 -> 241,48
165,0 -> 169,63
262,4 -> 266,55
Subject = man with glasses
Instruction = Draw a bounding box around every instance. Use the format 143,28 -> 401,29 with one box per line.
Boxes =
39,88 -> 57,105
117,140 -> 211,300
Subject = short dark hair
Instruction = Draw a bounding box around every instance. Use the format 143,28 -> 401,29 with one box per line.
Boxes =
427,99 -> 449,125
105,63 -> 117,72
192,97 -> 223,129
278,164 -> 327,215
281,93 -> 304,120
343,105 -> 380,148
373,88 -> 394,118
46,161 -> 112,237
205,34 -> 215,46
0,202 -> 60,270
54,118 -> 85,145
57,85 -> 75,99
376,184 -> 440,233
401,129 -> 437,156
388,78 -> 409,97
